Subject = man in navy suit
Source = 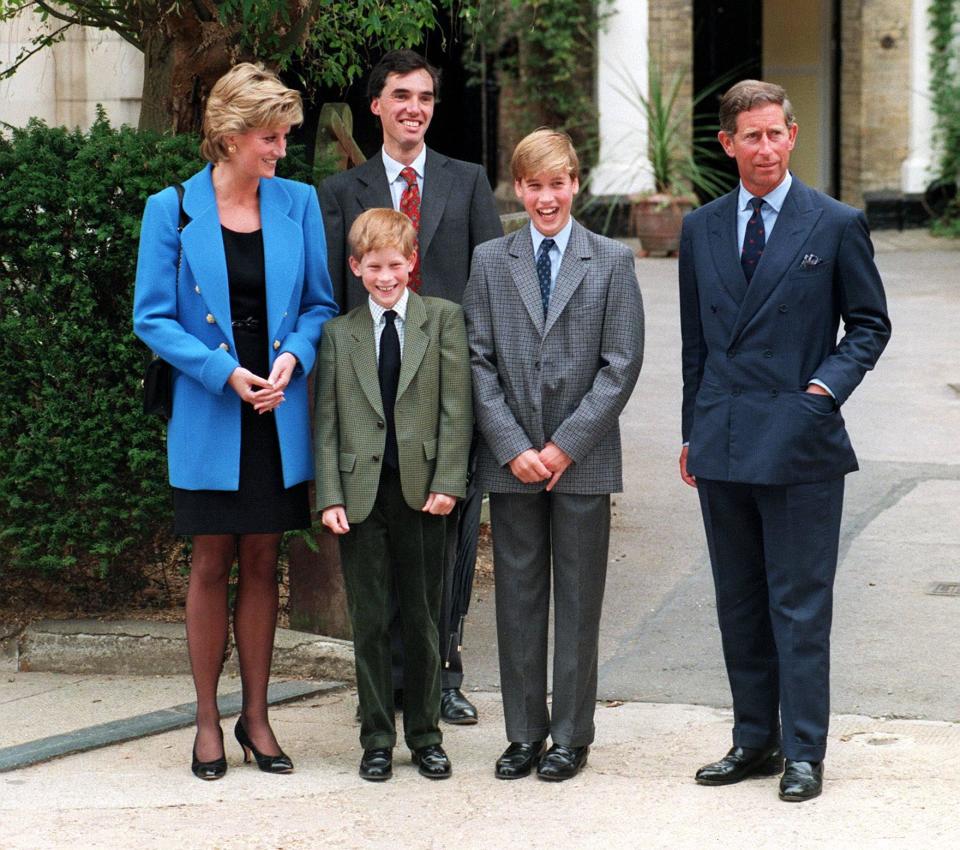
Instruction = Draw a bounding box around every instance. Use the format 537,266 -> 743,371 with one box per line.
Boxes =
678,80 -> 891,802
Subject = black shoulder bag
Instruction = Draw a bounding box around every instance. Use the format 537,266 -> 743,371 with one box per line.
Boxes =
143,183 -> 190,419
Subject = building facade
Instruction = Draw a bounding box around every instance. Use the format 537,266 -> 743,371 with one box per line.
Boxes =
1,1 -> 941,223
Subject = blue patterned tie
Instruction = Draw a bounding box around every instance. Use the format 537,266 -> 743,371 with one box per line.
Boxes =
740,197 -> 765,283
536,238 -> 555,316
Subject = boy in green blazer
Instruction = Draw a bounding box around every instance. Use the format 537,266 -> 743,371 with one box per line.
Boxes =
315,208 -> 473,781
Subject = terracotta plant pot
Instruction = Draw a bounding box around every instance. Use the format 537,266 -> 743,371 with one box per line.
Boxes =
630,193 -> 696,256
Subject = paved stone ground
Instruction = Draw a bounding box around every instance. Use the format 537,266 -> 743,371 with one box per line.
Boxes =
2,684 -> 960,849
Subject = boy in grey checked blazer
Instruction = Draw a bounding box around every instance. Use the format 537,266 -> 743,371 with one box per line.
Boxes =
315,209 -> 472,781
462,130 -> 644,781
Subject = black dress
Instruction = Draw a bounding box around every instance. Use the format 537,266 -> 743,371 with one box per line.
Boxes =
173,227 -> 310,535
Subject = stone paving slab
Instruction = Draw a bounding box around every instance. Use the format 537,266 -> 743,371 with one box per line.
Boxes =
2,690 -> 958,849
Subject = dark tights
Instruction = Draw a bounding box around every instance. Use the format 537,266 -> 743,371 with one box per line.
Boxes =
187,533 -> 283,761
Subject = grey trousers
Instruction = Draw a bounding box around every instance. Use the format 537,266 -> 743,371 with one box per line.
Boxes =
489,491 -> 610,748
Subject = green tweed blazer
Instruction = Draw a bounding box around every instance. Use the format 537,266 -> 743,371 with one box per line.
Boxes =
314,293 -> 473,523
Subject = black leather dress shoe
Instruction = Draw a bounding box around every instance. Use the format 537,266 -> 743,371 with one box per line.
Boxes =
440,688 -> 478,725
359,747 -> 393,782
695,745 -> 784,786
536,744 -> 589,781
495,741 -> 547,780
779,759 -> 823,801
412,743 -> 452,779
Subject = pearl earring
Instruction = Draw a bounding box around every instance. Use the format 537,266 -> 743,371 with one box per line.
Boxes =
227,144 -> 237,154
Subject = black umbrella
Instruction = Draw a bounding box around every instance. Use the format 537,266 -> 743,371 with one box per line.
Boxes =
443,451 -> 483,670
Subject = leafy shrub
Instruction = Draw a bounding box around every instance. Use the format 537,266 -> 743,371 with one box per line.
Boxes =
0,112 -> 318,597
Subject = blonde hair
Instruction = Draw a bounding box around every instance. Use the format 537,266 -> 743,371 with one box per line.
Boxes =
201,63 -> 304,163
511,128 -> 580,182
348,208 -> 417,261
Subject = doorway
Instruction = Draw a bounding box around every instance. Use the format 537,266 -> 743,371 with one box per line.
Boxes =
693,0 -> 839,197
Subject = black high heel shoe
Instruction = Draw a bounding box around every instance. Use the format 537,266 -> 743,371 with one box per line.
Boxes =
234,718 -> 293,774
192,727 -> 227,781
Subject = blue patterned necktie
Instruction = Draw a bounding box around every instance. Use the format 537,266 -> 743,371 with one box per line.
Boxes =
740,196 -> 765,283
536,238 -> 555,316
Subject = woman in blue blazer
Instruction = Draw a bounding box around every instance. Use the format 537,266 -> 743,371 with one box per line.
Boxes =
133,63 -> 337,780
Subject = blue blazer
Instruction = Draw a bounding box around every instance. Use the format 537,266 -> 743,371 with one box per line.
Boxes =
679,177 -> 891,485
133,164 -> 338,490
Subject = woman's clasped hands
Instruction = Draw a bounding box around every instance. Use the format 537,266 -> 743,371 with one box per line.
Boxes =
227,351 -> 297,414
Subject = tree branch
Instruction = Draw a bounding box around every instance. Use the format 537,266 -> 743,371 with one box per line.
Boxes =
34,1 -> 143,47
274,0 -> 324,58
0,21 -> 73,79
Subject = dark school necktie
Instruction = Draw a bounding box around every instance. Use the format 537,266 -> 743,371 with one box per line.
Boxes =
536,238 -> 556,317
378,310 -> 401,469
740,196 -> 765,283
399,167 -> 422,292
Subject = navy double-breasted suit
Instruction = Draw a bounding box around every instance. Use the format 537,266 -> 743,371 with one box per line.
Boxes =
133,165 -> 338,491
679,176 -> 890,762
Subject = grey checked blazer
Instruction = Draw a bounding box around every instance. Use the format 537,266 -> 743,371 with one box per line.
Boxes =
463,220 -> 644,494
314,294 -> 473,523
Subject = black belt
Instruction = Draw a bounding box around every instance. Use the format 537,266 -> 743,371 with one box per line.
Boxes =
231,317 -> 261,331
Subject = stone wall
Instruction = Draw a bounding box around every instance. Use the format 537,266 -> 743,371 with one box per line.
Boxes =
0,11 -> 142,131
840,0 -> 912,205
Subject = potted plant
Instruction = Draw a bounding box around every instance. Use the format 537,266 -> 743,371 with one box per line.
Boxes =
626,62 -> 732,255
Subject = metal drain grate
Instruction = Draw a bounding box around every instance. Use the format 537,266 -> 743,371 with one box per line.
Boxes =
927,582 -> 960,597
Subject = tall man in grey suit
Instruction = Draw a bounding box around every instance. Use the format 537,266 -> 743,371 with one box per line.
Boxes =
679,81 -> 891,802
319,50 -> 503,724
464,129 -> 644,782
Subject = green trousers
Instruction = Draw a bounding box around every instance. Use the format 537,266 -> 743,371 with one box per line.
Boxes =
339,468 -> 446,750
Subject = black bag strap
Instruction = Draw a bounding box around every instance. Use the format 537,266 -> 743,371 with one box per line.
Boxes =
171,182 -> 190,284
173,182 -> 191,231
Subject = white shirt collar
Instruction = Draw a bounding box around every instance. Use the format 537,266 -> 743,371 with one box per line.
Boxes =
381,147 -> 427,185
368,287 -> 410,325
738,171 -> 792,213
530,217 -> 574,257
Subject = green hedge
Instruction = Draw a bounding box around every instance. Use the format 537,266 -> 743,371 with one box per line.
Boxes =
0,112 -> 316,592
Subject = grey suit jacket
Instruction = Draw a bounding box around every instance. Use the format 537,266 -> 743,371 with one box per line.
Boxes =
317,148 -> 503,311
463,220 -> 644,494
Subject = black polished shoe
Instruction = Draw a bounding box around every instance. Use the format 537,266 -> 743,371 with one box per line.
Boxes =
536,744 -> 589,781
695,745 -> 783,786
234,718 -> 294,774
779,759 -> 823,802
495,741 -> 546,780
411,744 -> 452,779
440,688 -> 478,725
359,747 -> 393,782
191,727 -> 227,781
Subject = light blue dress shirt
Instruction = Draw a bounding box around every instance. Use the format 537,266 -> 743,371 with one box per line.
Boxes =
736,171 -> 792,252
530,218 -> 574,292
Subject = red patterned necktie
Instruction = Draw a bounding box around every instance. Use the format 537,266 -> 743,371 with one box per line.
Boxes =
399,166 -> 422,292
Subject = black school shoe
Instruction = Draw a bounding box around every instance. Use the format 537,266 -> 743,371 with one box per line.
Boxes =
359,747 -> 393,782
536,744 -> 589,781
411,744 -> 452,779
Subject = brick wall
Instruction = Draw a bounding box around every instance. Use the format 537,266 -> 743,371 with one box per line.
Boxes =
840,0 -> 911,205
